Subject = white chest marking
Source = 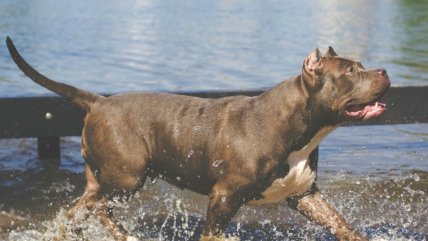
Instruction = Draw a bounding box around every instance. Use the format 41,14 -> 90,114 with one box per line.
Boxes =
250,126 -> 337,205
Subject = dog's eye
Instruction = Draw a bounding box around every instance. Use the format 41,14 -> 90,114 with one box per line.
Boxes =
346,66 -> 356,75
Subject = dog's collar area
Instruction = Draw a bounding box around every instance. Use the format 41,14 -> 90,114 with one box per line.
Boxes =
345,101 -> 386,120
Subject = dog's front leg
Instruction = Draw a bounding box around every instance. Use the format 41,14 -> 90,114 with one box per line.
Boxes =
288,190 -> 367,241
200,179 -> 248,241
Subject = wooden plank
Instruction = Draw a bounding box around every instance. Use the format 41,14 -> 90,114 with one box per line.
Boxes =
37,136 -> 60,166
0,86 -> 427,139
0,96 -> 85,138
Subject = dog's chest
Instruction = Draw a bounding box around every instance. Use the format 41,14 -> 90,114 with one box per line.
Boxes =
249,126 -> 336,205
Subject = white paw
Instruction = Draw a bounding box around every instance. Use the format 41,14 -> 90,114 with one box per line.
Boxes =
200,235 -> 240,241
225,236 -> 240,241
126,236 -> 139,241
371,237 -> 389,241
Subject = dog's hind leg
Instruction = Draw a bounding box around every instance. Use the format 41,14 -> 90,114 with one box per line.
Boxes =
66,163 -> 106,240
68,160 -> 146,241
67,163 -> 101,224
91,171 -> 147,241
93,196 -> 135,241
69,113 -> 153,240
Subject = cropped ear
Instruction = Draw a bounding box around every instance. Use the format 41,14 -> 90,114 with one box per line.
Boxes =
303,48 -> 322,74
302,48 -> 323,89
324,46 -> 338,57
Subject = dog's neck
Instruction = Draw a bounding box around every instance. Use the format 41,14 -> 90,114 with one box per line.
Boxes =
256,75 -> 338,152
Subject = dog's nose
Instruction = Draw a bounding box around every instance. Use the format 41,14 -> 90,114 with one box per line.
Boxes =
377,69 -> 387,76
376,68 -> 391,87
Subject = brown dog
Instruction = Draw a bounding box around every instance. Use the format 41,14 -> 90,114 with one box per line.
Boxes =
7,37 -> 390,241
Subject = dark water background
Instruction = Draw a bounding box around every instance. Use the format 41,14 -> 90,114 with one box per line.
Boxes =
0,0 -> 427,240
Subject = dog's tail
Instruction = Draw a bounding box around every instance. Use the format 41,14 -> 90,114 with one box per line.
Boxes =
6,36 -> 103,111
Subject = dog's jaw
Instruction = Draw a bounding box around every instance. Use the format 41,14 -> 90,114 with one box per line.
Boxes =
345,101 -> 387,120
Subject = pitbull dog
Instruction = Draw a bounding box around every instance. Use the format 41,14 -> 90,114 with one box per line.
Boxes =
6,37 -> 390,241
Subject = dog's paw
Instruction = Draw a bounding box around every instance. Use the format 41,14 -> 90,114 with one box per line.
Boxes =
225,236 -> 240,241
126,235 -> 139,241
200,235 -> 240,241
370,238 -> 388,241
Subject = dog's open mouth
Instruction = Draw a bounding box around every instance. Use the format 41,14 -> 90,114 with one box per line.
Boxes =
345,101 -> 386,120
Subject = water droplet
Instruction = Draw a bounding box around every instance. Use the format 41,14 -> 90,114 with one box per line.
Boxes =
187,150 -> 195,159
212,159 -> 224,167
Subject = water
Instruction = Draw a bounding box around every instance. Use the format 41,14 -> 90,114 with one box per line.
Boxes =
0,0 -> 427,240
1,0 -> 428,97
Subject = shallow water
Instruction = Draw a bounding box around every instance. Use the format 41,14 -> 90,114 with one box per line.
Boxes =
0,0 -> 427,240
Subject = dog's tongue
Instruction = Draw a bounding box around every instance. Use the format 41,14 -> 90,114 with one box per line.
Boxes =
345,102 -> 386,120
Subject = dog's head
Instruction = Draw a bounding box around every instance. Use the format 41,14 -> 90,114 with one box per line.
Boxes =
301,47 -> 390,124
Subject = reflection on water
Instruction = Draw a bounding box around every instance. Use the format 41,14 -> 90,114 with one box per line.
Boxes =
0,125 -> 427,240
392,0 -> 428,84
0,0 -> 428,98
312,0 -> 375,58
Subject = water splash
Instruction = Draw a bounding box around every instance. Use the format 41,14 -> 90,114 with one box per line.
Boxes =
2,174 -> 427,241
